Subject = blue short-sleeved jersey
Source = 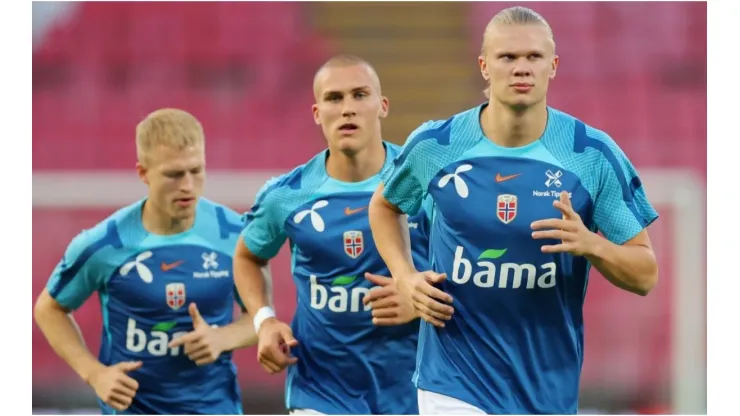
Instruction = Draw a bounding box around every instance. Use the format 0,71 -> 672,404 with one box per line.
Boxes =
241,142 -> 431,414
46,198 -> 247,414
382,104 -> 659,414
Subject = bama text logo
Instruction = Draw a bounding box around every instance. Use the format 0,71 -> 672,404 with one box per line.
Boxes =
310,275 -> 370,313
452,247 -> 556,289
125,318 -> 188,357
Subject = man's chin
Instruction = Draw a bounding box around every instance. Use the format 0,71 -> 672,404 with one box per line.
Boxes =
333,136 -> 369,155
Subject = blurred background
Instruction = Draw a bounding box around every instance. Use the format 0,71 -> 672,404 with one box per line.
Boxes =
32,1 -> 707,414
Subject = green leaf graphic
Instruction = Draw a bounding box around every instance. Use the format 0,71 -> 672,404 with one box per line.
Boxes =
152,321 -> 177,332
332,276 -> 356,286
478,249 -> 507,260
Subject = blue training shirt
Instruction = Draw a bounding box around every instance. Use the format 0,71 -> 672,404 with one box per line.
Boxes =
241,142 -> 431,415
46,198 -> 247,414
382,104 -> 659,414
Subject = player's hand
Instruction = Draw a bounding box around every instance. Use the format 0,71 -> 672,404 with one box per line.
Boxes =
168,303 -> 225,366
363,272 -> 417,326
396,271 -> 454,328
256,318 -> 298,375
88,360 -> 142,412
531,191 -> 599,256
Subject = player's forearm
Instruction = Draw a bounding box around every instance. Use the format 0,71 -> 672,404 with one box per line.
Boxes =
216,313 -> 258,351
369,190 -> 417,278
585,236 -> 659,296
217,265 -> 271,350
33,299 -> 106,383
233,251 -> 273,315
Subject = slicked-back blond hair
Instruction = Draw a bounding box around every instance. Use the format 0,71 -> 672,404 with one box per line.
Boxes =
136,108 -> 205,165
481,6 -> 556,55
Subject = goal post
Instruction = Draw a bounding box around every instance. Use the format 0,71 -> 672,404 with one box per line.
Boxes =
640,169 -> 706,415
32,168 -> 706,414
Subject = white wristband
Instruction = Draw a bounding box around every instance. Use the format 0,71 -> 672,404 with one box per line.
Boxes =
253,306 -> 276,333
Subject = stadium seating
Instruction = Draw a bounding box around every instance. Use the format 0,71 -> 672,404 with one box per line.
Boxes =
33,2 -> 329,171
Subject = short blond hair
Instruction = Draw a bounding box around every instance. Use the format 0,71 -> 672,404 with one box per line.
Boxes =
135,108 -> 205,165
313,54 -> 382,99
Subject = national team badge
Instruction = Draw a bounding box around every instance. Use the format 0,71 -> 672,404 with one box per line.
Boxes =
496,194 -> 518,224
166,282 -> 186,310
343,230 -> 364,259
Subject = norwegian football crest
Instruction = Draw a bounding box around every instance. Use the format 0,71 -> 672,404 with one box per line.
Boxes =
343,230 -> 364,259
166,282 -> 186,310
496,194 -> 518,224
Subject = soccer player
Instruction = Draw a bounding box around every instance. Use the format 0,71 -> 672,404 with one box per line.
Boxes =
233,55 -> 430,415
368,6 -> 660,415
33,109 -> 265,414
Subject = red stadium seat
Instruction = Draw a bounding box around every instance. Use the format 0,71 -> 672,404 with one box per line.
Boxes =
33,2 -> 330,171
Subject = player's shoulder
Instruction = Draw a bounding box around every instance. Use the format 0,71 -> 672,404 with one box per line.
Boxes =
247,154 -> 330,229
257,152 -> 328,203
64,200 -> 142,259
546,107 -> 625,159
544,108 -> 639,193
197,197 -> 242,222
400,104 -> 483,157
194,198 -> 245,246
384,140 -> 403,157
197,197 -> 244,227
251,172 -> 297,215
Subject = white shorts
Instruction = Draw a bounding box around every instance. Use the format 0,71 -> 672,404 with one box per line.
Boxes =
418,389 -> 487,415
289,409 -> 325,415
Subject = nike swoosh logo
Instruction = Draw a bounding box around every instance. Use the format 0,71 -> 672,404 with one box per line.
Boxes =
344,206 -> 367,216
495,173 -> 521,182
161,260 -> 184,271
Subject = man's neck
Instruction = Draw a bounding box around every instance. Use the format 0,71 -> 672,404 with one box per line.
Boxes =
325,140 -> 386,183
141,200 -> 194,235
481,99 -> 549,148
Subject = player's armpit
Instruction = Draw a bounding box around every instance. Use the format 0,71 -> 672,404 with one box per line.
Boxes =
585,229 -> 658,296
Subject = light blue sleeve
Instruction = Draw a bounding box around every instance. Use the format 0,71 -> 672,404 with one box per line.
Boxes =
46,228 -> 111,311
240,177 -> 288,261
420,194 -> 435,232
591,133 -> 659,245
381,122 -> 440,215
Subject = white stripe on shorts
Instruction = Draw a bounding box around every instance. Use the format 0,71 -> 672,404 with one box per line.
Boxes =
418,389 -> 487,415
289,409 -> 325,415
